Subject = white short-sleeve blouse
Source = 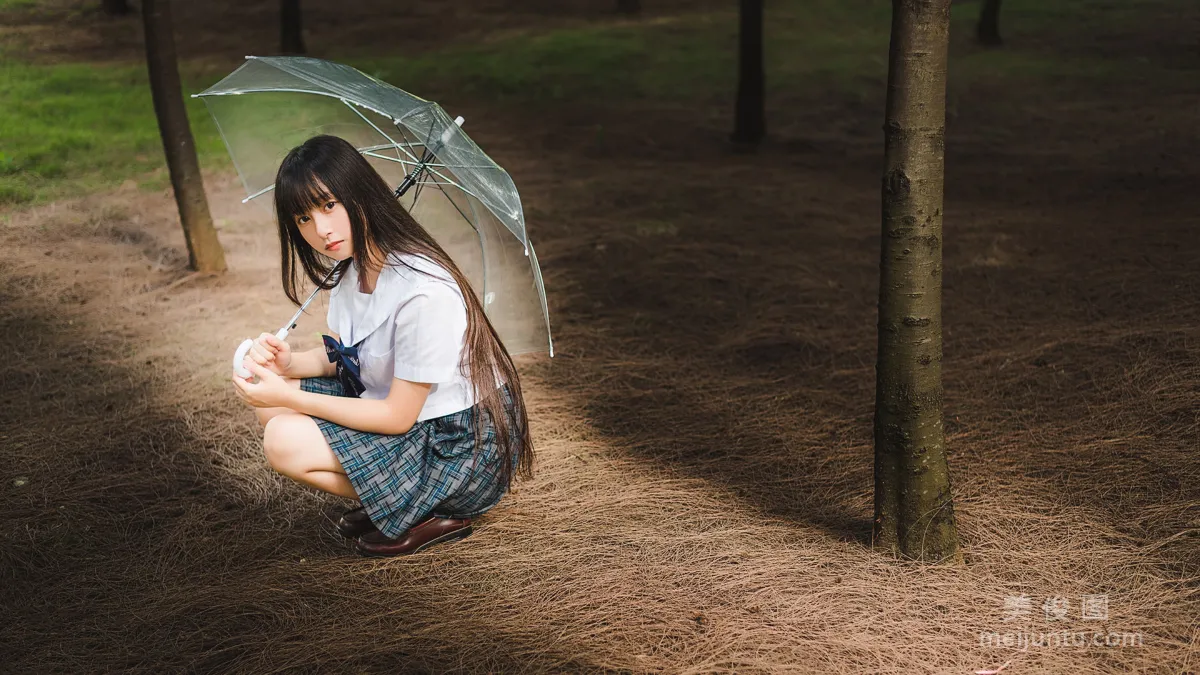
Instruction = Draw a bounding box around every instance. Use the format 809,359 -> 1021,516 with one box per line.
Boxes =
326,251 -> 484,421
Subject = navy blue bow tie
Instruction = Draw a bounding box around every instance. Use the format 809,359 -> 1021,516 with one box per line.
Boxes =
322,334 -> 366,398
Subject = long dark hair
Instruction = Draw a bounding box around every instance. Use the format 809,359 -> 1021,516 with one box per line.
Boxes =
272,134 -> 533,491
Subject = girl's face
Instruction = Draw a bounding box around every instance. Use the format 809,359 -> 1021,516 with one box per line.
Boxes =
295,190 -> 353,260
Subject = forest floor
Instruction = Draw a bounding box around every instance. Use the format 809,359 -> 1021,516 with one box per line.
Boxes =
1,0 -> 1198,672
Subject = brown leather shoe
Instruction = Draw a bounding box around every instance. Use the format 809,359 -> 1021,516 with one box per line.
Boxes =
355,515 -> 473,557
335,506 -> 379,538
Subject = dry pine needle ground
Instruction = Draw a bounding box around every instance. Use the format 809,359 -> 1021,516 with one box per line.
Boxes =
2,6 -> 1199,674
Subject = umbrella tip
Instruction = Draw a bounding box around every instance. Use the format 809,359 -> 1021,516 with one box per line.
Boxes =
439,116 -> 466,145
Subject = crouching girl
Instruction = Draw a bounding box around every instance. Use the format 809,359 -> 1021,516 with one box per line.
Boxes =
231,135 -> 532,557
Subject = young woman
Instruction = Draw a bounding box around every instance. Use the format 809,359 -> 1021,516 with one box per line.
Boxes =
231,134 -> 533,557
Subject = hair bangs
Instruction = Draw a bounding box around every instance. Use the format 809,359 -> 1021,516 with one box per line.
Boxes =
274,165 -> 335,227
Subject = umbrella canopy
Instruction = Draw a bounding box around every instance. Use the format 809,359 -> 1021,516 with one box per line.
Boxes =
195,56 -> 552,357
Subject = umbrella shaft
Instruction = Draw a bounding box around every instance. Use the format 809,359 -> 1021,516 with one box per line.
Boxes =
393,115 -> 464,198
278,265 -> 337,336
393,145 -> 439,198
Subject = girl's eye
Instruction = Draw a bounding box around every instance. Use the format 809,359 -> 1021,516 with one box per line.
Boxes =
325,201 -> 336,210
297,215 -> 310,225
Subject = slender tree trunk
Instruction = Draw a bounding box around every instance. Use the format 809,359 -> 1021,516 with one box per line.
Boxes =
616,0 -> 640,14
102,0 -> 131,16
977,0 -> 1002,46
280,0 -> 306,55
142,0 -> 226,273
731,0 -> 765,145
872,0 -> 961,563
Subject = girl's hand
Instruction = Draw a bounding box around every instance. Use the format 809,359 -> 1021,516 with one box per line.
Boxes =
232,360 -> 296,409
246,332 -> 292,376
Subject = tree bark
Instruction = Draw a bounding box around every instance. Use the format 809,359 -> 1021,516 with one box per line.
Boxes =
873,0 -> 962,563
731,0 -> 765,145
280,0 -> 306,55
142,0 -> 226,273
616,0 -> 640,14
102,0 -> 131,16
977,0 -> 1002,46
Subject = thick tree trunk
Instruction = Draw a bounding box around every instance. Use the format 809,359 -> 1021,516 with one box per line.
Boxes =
977,0 -> 1002,46
102,0 -> 131,16
616,0 -> 640,14
280,0 -> 306,55
872,0 -> 961,563
731,0 -> 765,145
142,0 -> 226,273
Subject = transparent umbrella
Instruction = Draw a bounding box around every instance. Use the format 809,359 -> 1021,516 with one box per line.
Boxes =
193,56 -> 553,377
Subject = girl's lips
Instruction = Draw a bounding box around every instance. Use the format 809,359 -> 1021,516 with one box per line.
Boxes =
326,240 -> 342,251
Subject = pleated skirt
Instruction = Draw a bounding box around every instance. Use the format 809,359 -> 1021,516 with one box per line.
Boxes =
299,376 -> 520,539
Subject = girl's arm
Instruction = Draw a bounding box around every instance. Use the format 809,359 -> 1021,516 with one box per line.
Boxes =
287,379 -> 432,436
284,346 -> 337,379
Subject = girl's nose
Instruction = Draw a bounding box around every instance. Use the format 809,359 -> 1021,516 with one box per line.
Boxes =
314,213 -> 335,236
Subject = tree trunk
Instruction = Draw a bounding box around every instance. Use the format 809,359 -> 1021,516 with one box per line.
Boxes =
872,0 -> 962,563
102,0 -> 131,16
280,0 -> 306,55
977,0 -> 1002,46
616,0 -> 640,14
142,0 -> 226,273
731,0 -> 765,145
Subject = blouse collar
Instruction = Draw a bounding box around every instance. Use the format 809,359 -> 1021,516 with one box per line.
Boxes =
329,257 -> 397,346
329,252 -> 455,346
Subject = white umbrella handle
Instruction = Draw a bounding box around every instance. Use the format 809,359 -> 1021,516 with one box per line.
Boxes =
231,269 -> 332,379
232,326 -> 292,379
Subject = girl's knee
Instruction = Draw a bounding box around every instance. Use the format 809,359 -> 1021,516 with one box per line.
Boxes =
263,413 -> 335,479
263,415 -> 301,474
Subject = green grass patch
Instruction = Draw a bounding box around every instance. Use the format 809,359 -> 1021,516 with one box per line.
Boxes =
0,0 -> 1191,207
350,0 -> 1182,106
975,0 -> 1183,29
352,21 -> 729,103
351,0 -> 895,104
0,58 -> 228,206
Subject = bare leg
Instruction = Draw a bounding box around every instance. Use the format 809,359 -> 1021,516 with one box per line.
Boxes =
263,412 -> 359,500
297,470 -> 358,499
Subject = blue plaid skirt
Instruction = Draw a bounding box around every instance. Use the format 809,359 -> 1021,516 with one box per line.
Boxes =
299,376 -> 521,539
